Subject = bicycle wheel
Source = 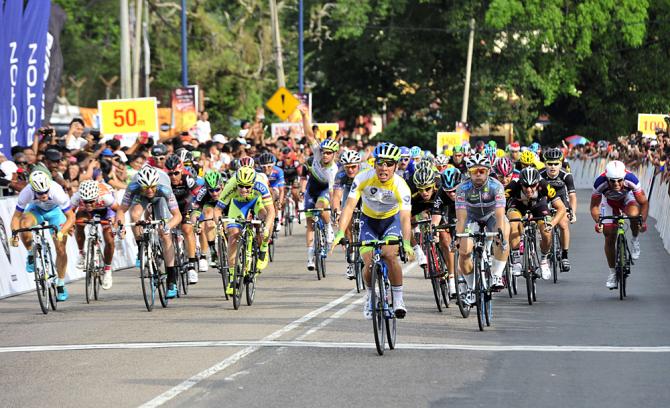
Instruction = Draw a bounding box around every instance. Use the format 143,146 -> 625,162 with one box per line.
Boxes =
386,277 -> 397,350
318,227 -> 327,279
246,246 -> 257,306
505,259 -> 513,298
34,248 -> 49,314
437,247 -> 450,309
474,259 -> 485,331
524,240 -> 533,306
154,245 -> 168,308
454,253 -> 471,318
45,250 -> 58,311
178,241 -> 188,296
551,229 -> 560,284
484,265 -> 492,327
427,245 -> 442,312
217,235 -> 230,300
268,237 -> 275,262
232,237 -> 246,310
617,234 -> 626,300
371,263 -> 385,355
314,228 -> 322,280
94,247 -> 103,301
139,244 -> 155,312
84,243 -> 94,304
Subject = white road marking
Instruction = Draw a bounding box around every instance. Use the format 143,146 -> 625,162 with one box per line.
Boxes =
2,340 -> 669,354
137,289 -> 357,407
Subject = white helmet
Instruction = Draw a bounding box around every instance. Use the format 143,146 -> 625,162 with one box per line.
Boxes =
79,180 -> 100,201
464,153 -> 492,169
29,171 -> 51,193
340,150 -> 361,164
137,165 -> 160,187
434,154 -> 449,166
605,160 -> 626,179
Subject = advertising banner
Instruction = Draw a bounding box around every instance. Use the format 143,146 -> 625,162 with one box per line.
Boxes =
436,132 -> 463,153
637,114 -> 668,136
98,98 -> 158,146
171,87 -> 197,133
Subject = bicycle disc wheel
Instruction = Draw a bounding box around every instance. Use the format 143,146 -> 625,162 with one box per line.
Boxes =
314,229 -> 322,280
140,246 -> 155,312
371,263 -> 385,355
34,249 -> 49,314
233,239 -> 246,310
475,262 -> 485,331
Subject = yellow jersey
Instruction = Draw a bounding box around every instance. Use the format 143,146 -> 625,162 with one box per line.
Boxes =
347,168 -> 412,219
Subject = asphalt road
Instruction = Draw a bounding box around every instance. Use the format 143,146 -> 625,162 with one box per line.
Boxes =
1,189 -> 669,408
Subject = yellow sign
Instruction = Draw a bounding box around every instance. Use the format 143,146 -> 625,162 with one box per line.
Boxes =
98,98 -> 158,135
266,87 -> 300,121
437,132 -> 463,153
314,123 -> 339,141
638,114 -> 668,136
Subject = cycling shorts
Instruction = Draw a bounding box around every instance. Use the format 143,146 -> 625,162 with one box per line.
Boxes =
599,191 -> 637,225
131,196 -> 171,220
304,187 -> 329,212
507,198 -> 551,221
226,196 -> 264,229
25,204 -> 67,233
359,213 -> 401,243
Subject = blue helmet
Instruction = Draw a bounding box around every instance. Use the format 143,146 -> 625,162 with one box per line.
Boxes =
373,143 -> 401,161
529,142 -> 541,153
409,146 -> 422,158
399,146 -> 410,157
441,167 -> 462,190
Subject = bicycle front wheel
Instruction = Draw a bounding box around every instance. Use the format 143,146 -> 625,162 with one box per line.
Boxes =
217,235 -> 230,300
84,242 -> 94,304
524,242 -> 534,306
94,247 -> 103,301
314,228 -> 322,280
371,263 -> 385,356
34,248 -> 49,314
616,234 -> 627,300
139,244 -> 155,312
505,259 -> 513,298
232,238 -> 246,310
552,230 -> 560,284
427,245 -> 443,312
475,260 -> 485,331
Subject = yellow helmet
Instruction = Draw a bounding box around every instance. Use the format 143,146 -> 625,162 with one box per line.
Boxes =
520,150 -> 536,166
236,167 -> 256,187
496,148 -> 505,158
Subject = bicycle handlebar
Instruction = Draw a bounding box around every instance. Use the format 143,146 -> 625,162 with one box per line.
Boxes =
220,218 -> 263,225
598,215 -> 642,222
75,218 -> 111,226
298,208 -> 332,213
13,223 -> 57,235
125,220 -> 164,228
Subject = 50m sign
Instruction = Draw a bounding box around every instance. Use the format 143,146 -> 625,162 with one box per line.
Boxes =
99,98 -> 158,135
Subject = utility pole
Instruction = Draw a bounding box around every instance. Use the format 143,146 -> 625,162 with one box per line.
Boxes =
269,0 -> 286,87
132,0 -> 143,97
120,0 -> 132,98
298,0 -> 304,93
460,18 -> 475,123
180,0 -> 188,87
143,0 -> 151,96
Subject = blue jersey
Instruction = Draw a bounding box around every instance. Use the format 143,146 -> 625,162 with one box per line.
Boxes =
455,177 -> 506,220
267,165 -> 286,188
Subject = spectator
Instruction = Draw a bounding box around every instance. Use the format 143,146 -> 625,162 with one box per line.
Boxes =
64,118 -> 87,151
195,111 -> 212,142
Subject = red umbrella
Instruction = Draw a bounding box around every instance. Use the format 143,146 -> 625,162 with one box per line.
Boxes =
564,135 -> 590,146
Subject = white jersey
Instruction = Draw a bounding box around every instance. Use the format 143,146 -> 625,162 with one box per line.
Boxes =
16,181 -> 71,213
306,140 -> 338,190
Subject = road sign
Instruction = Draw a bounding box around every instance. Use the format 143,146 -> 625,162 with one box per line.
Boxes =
637,113 -> 668,136
266,87 -> 300,121
98,98 -> 158,136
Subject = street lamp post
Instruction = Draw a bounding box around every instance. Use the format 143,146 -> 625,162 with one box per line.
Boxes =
181,0 -> 188,87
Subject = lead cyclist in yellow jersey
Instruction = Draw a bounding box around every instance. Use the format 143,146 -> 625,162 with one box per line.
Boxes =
334,143 -> 414,320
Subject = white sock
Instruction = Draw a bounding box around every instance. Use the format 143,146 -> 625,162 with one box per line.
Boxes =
632,236 -> 639,244
392,285 -> 404,304
610,267 -> 616,275
366,287 -> 373,300
492,258 -> 506,278
464,273 -> 474,288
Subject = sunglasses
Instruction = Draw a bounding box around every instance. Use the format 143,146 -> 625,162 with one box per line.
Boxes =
400,157 -> 410,162
238,185 -> 253,190
546,162 -> 561,167
344,164 -> 359,170
436,165 -> 448,170
322,151 -> 335,156
468,168 -> 488,175
375,159 -> 396,168
35,190 -> 50,197
141,185 -> 157,191
82,199 -> 96,205
417,185 -> 434,193
154,156 -> 166,160
608,178 -> 624,183
15,161 -> 28,165
168,171 -> 181,177
522,183 -> 539,189
208,187 -> 222,193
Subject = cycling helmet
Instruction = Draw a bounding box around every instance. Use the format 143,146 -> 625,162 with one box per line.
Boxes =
236,166 -> 256,186
229,159 -> 241,172
399,146 -> 410,157
461,141 -> 471,153
453,145 -> 464,154
434,154 -> 449,166
165,154 -> 182,171
320,139 -> 340,152
258,152 -> 276,166
29,170 -> 51,193
441,167 -> 462,190
496,148 -> 505,158
239,156 -> 255,168
409,146 -> 422,158
506,142 -> 521,152
605,160 -> 626,179
151,144 -> 168,157
413,167 -> 436,188
373,143 -> 401,161
79,180 -> 100,201
465,152 -> 492,169
281,147 -> 292,155
415,160 -> 433,171
529,142 -> 541,153
543,147 -> 563,162
177,148 -> 193,165
340,150 -> 361,164
137,165 -> 160,187
519,150 -> 536,166
519,167 -> 541,186
204,170 -> 224,190
494,157 -> 514,177
484,145 -> 497,158
475,140 -> 486,152
487,140 -> 498,149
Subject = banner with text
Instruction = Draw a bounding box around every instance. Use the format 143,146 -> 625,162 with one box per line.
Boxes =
637,114 -> 669,136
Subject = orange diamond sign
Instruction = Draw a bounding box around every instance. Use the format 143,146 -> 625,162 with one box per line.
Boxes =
266,87 -> 300,121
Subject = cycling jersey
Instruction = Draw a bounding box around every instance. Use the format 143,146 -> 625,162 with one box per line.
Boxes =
304,155 -> 337,195
217,176 -> 272,209
277,158 -> 301,184
505,179 -> 559,218
266,166 -> 285,189
410,190 -> 437,217
16,180 -> 71,213
539,168 -> 575,206
171,172 -> 200,215
592,170 -> 643,203
348,169 -> 412,219
431,189 -> 456,221
71,182 -> 116,219
455,177 -> 506,221
222,189 -> 267,229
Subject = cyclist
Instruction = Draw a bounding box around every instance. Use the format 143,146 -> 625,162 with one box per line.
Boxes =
434,154 -> 450,173
506,167 -> 566,279
192,170 -> 228,271
331,150 -> 363,279
590,160 -> 648,289
507,142 -> 521,164
166,154 -> 201,284
334,143 -> 414,319
430,167 -> 463,297
276,147 -> 302,222
10,170 -> 76,301
396,146 -> 411,176
450,146 -> 468,173
148,143 -> 169,170
409,167 -> 440,267
540,147 -> 577,271
258,152 -> 285,233
493,156 -> 518,185
215,167 -> 271,294
116,166 -> 182,298
454,153 -> 510,292
72,180 -> 119,289
299,105 -> 339,270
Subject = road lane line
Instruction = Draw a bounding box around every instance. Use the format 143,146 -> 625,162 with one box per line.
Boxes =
137,289 -> 357,407
2,341 -> 669,354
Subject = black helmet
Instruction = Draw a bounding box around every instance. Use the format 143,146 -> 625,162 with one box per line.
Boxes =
165,154 -> 182,170
519,167 -> 541,186
258,152 -> 276,166
151,143 -> 168,156
543,147 -> 563,162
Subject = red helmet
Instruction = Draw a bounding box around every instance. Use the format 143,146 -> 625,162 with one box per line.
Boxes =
494,157 -> 514,177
